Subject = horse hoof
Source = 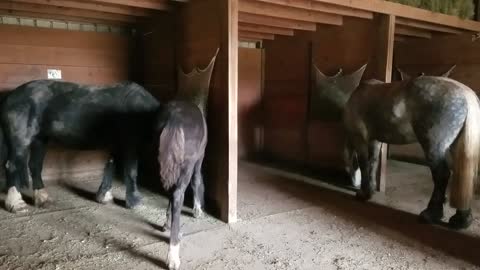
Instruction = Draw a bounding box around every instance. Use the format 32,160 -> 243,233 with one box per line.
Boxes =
419,208 -> 443,224
449,210 -> 473,230
34,189 -> 51,208
96,190 -> 113,204
168,244 -> 181,270
5,187 -> 28,213
193,207 -> 204,219
355,190 -> 372,201
125,193 -> 142,209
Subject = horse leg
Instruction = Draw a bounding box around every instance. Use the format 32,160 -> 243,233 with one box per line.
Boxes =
29,139 -> 50,207
191,156 -> 205,218
96,158 -> 115,204
419,151 -> 449,224
5,146 -> 30,213
355,140 -> 380,201
122,149 -> 141,209
344,145 -> 361,187
167,167 -> 193,270
161,200 -> 172,232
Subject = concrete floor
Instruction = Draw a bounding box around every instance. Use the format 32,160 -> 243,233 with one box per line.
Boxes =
0,160 -> 480,270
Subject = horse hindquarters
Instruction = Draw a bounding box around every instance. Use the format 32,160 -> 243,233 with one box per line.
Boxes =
448,89 -> 480,229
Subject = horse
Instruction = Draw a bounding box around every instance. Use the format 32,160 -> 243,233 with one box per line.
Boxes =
343,76 -> 480,230
1,80 -> 160,213
155,100 -> 207,270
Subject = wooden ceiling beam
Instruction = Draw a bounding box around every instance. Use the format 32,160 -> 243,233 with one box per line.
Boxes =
311,0 -> 480,32
396,17 -> 463,35
84,0 -> 169,11
0,8 -> 130,25
240,0 -> 343,26
239,12 -> 316,31
0,2 -> 136,22
239,30 -> 275,40
252,0 -> 373,19
8,0 -> 152,16
395,25 -> 432,39
239,22 -> 294,36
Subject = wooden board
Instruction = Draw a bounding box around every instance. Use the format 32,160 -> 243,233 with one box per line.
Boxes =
238,47 -> 263,159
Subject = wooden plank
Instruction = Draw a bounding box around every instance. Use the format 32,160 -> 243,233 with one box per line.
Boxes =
0,9 -> 130,25
372,14 -> 395,193
0,25 -> 131,50
239,30 -> 275,40
227,0 -> 239,223
0,44 -> 128,68
396,17 -> 463,34
239,22 -> 294,36
0,2 -> 136,22
9,0 -> 153,16
85,0 -> 169,10
395,25 -> 432,39
253,0 -> 373,19
239,12 -> 316,31
240,0 -> 343,26
311,0 -> 480,32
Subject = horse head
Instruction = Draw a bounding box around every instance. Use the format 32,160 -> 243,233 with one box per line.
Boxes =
310,63 -> 367,120
397,64 -> 457,81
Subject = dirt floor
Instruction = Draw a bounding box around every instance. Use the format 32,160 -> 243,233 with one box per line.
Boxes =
1,160 -> 480,270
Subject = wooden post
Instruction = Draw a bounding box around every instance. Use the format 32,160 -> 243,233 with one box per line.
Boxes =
372,14 -> 395,192
226,0 -> 238,223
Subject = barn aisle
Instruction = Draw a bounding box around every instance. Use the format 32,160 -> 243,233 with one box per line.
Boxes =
0,161 -> 479,270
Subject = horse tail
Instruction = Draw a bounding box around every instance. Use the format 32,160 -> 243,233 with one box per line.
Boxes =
158,117 -> 185,191
450,87 -> 480,210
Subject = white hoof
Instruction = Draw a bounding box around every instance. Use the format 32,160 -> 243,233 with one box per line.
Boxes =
5,187 -> 28,213
352,168 -> 361,187
34,188 -> 51,207
167,244 -> 181,270
97,190 -> 113,204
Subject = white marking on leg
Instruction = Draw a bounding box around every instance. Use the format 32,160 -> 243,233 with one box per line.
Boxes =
353,168 -> 362,187
193,200 -> 204,218
5,187 -> 27,213
98,189 -> 113,204
168,243 -> 180,270
34,188 -> 50,207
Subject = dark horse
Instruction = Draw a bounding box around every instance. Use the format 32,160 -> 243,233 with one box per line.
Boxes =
1,80 -> 160,212
156,100 -> 207,270
344,76 -> 480,230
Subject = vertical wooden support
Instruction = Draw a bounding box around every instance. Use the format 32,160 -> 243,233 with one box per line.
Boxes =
226,0 -> 238,223
372,14 -> 395,192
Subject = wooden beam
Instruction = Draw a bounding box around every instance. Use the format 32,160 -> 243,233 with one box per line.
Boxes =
0,2 -> 135,22
0,9 -> 130,25
226,0 -> 239,223
396,17 -> 463,34
85,0 -> 169,11
240,0 -> 343,26
239,30 -> 275,40
10,0 -> 153,16
253,0 -> 373,19
239,22 -> 294,36
372,14 -> 396,193
239,12 -> 316,31
395,25 -> 432,39
311,0 -> 480,32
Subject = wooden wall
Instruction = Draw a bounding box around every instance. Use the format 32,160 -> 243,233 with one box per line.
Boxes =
389,33 -> 480,163
0,24 -> 132,182
262,17 -> 384,174
238,47 -> 263,159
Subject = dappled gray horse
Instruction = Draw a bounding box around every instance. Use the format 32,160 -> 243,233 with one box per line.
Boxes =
344,76 -> 480,230
1,80 -> 160,213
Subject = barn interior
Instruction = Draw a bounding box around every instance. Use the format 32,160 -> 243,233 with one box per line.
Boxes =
1,0 -> 480,269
